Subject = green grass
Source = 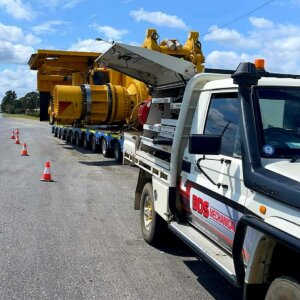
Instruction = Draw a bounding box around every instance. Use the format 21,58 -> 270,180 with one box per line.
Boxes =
3,113 -> 39,120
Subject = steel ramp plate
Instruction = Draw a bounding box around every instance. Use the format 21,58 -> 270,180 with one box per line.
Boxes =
97,43 -> 196,87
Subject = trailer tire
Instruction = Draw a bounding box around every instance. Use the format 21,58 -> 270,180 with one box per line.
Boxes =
265,277 -> 300,300
91,135 -> 98,153
114,142 -> 123,163
75,132 -> 82,147
70,132 -> 75,144
62,130 -> 67,140
101,139 -> 111,157
83,134 -> 89,149
140,183 -> 166,245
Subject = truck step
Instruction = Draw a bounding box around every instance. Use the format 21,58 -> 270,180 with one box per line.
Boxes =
168,222 -> 238,286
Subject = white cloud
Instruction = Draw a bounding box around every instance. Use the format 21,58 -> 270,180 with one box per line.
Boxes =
90,24 -> 129,41
204,26 -> 257,49
32,20 -> 69,34
206,51 -> 254,70
130,8 -> 188,30
0,23 -> 40,45
0,42 -> 34,64
39,0 -> 85,9
249,17 -> 274,29
0,23 -> 40,64
0,67 -> 36,100
68,39 -> 111,53
0,0 -> 36,21
205,18 -> 300,73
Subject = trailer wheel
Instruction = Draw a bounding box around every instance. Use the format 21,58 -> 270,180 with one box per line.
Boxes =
62,130 -> 67,140
83,134 -> 89,149
265,277 -> 300,300
70,132 -> 75,144
91,135 -> 98,153
114,142 -> 123,163
101,139 -> 111,157
140,183 -> 166,245
75,133 -> 82,147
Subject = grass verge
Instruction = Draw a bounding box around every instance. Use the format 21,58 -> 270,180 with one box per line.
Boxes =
3,113 -> 39,120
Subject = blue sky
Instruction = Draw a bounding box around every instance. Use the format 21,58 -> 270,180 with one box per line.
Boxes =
1,0 -> 300,99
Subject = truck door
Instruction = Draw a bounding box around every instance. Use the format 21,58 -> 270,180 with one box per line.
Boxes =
186,91 -> 248,253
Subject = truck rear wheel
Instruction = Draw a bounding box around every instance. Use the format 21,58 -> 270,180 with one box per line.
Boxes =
114,142 -> 123,163
101,139 -> 112,157
140,183 -> 166,245
265,277 -> 300,300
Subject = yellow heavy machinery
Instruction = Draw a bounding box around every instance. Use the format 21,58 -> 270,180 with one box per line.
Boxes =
28,28 -> 205,161
28,50 -> 100,121
29,28 -> 204,125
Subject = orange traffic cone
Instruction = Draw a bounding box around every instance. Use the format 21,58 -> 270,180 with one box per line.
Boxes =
41,161 -> 53,182
15,128 -> 19,135
21,143 -> 29,156
10,131 -> 15,139
15,134 -> 20,144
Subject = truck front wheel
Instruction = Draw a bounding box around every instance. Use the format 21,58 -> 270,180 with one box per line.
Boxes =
265,277 -> 300,300
140,183 -> 166,245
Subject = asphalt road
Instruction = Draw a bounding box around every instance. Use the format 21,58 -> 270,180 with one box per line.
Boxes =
0,114 -> 242,300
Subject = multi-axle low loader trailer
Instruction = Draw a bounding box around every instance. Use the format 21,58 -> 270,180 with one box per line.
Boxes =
29,29 -> 205,163
99,42 -> 300,299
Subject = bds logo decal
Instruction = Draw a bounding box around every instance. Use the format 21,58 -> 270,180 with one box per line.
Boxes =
192,194 -> 209,218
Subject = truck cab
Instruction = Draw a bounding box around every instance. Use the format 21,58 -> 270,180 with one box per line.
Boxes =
99,43 -> 300,299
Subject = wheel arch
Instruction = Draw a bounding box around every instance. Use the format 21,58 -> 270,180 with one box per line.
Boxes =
135,169 -> 152,210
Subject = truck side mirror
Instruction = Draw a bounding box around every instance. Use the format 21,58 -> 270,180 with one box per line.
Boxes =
189,134 -> 221,154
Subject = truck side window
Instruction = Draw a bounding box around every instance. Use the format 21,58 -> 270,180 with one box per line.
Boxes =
204,92 -> 240,157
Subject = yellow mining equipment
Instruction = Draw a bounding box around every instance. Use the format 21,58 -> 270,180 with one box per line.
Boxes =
53,68 -> 149,125
142,28 -> 205,73
28,49 -> 100,121
29,29 -> 205,125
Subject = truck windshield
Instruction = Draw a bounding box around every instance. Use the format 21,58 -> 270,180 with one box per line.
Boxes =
255,87 -> 300,158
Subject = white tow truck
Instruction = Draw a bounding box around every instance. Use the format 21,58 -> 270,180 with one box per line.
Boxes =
99,45 -> 300,299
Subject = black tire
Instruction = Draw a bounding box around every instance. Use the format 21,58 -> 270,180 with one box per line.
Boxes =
54,128 -> 58,137
114,142 -> 123,163
91,135 -> 98,153
75,132 -> 82,147
83,134 -> 90,149
58,129 -> 62,139
101,138 -> 112,157
265,277 -> 300,300
62,130 -> 67,140
66,131 -> 71,143
140,183 -> 167,245
70,132 -> 75,144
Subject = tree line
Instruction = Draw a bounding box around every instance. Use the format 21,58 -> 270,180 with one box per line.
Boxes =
1,90 -> 40,116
